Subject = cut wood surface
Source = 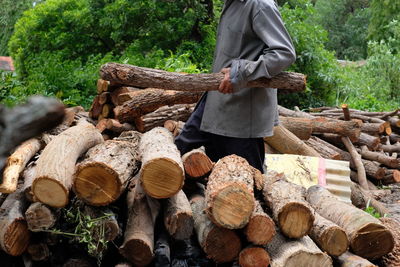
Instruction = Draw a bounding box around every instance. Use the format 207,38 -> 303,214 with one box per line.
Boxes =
355,133 -> 381,150
382,169 -> 400,184
100,63 -> 307,92
263,171 -> 314,238
380,217 -> 400,267
105,119 -> 135,134
32,121 -> 103,208
110,86 -> 140,106
182,148 -> 214,179
335,251 -> 377,267
139,127 -> 184,199
307,185 -> 394,260
238,246 -> 270,267
89,95 -> 103,119
205,155 -> 255,229
361,122 -> 387,135
97,79 -> 110,94
164,120 -> 185,137
74,136 -> 140,206
25,202 -> 57,232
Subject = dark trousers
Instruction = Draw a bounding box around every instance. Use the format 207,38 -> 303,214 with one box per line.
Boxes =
175,94 -> 265,173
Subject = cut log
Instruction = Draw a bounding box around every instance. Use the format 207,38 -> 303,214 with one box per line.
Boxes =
238,246 -> 271,267
114,89 -> 202,123
264,141 -> 281,154
22,164 -> 37,202
309,212 -> 349,256
205,155 -> 255,229
279,116 -> 313,140
362,160 -> 386,180
105,119 -> 135,134
311,117 -> 362,142
100,63 -> 307,92
0,188 -> 30,256
307,185 -> 394,260
110,86 -> 140,106
27,243 -> 50,262
97,79 -> 110,94
139,127 -> 184,199
360,146 -> 399,169
380,142 -> 400,153
83,205 -> 120,242
190,192 -> 241,263
182,147 -> 214,179
164,120 -> 185,137
380,217 -> 400,267
355,133 -> 381,151
243,200 -> 276,245
98,92 -> 110,105
361,122 -> 387,135
74,137 -> 140,206
101,104 -> 112,118
389,133 -> 400,143
304,136 -> 341,160
278,105 -> 315,119
120,181 -> 160,266
341,104 -> 351,121
264,125 -> 321,157
163,190 -> 194,240
263,171 -> 314,238
88,95 -> 103,119
25,202 -> 57,232
265,231 -> 333,267
134,104 -> 195,133
96,118 -> 108,133
350,182 -> 390,218
388,116 -> 400,128
32,121 -> 103,208
335,251 -> 376,267
381,169 -> 400,185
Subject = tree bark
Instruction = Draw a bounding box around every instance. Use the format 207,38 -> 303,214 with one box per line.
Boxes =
355,133 -> 381,151
278,116 -> 313,140
263,171 -> 314,238
100,63 -> 307,92
88,95 -> 103,119
360,146 -> 399,169
311,117 -> 362,142
22,164 -> 37,202
238,246 -> 271,267
380,217 -> 400,267
380,142 -> 400,153
361,122 -> 387,135
362,160 -> 386,180
350,182 -> 390,218
205,155 -> 255,229
97,79 -> 110,94
304,136 -> 342,160
110,86 -> 140,106
139,127 -> 184,199
32,121 -> 103,208
335,251 -> 376,267
105,119 -> 135,134
182,148 -> 214,179
381,169 -> 400,185
82,205 -> 120,242
306,185 -> 394,260
25,202 -> 57,232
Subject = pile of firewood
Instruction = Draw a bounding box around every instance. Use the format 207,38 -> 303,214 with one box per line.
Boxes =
0,63 -> 399,267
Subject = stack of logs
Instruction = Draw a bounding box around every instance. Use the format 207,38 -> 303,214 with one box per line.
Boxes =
0,63 -> 398,267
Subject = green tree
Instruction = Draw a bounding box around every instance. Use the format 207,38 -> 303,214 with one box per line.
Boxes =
369,0 -> 400,42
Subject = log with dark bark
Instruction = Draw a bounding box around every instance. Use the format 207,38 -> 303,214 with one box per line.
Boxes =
361,122 -> 388,135
27,243 -> 50,262
263,171 -> 314,238
304,136 -> 342,160
139,127 -> 184,199
355,133 -> 381,150
380,217 -> 400,267
74,137 -> 140,206
389,133 -> 400,143
32,121 -> 103,208
97,79 -> 110,94
182,148 -> 214,179
205,155 -> 255,229
335,251 -> 376,267
83,205 -> 120,242
362,160 -> 386,180
100,63 -> 307,92
238,246 -> 270,267
360,146 -> 400,169
25,202 -> 57,232
307,185 -> 394,260
381,169 -> 400,185
114,89 -> 202,123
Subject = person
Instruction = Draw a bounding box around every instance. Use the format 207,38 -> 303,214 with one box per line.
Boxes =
175,0 -> 296,173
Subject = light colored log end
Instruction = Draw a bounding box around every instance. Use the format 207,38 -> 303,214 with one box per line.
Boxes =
320,226 -> 348,256
32,176 -> 69,208
279,202 -> 314,238
204,227 -> 241,263
3,219 -> 31,256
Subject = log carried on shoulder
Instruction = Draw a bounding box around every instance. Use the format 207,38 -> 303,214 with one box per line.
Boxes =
100,63 -> 307,92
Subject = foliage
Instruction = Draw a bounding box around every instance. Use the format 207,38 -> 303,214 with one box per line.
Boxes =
364,200 -> 383,219
369,0 -> 400,42
0,70 -> 27,106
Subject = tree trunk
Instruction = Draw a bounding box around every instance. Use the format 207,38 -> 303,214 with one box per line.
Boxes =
182,148 -> 214,179
25,202 -> 58,232
380,217 -> 400,267
205,155 -> 255,229
355,133 -> 381,151
306,185 -> 394,260
360,146 -> 399,169
263,171 -> 314,238
335,251 -> 376,267
134,104 -> 195,133
311,117 -> 362,142
381,169 -> 400,184
304,136 -> 341,160
243,200 -> 276,245
163,190 -> 194,240
114,89 -> 202,123
32,121 -> 103,208
100,63 -> 307,92
238,246 -> 271,267
74,137 -> 140,206
139,127 -> 184,199
278,116 -> 313,140
361,122 -> 387,135
363,160 -> 386,180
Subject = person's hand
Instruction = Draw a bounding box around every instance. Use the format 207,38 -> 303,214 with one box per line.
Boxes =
218,68 -> 234,94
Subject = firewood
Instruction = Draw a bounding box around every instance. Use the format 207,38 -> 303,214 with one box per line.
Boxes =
154,232 -> 170,267
163,190 -> 194,240
355,133 -> 381,150
100,63 -> 307,92
362,160 -> 386,180
304,136 -> 341,160
264,142 -> 281,154
97,79 -> 110,94
278,105 -> 315,119
238,246 -> 271,267
309,213 -> 348,256
105,119 -> 135,134
32,121 -> 103,208
307,185 -> 394,260
101,104 -> 112,118
82,205 -> 120,242
139,127 -> 184,199
263,171 -> 314,238
389,133 -> 400,143
27,243 -> 50,262
114,89 -> 202,123
25,202 -> 57,232
388,116 -> 400,128
361,122 -> 387,135
190,191 -> 241,263
381,169 -> 400,184
349,171 -> 378,190
265,230 -> 333,267
264,125 -> 321,157
205,155 -> 255,229
74,137 -> 140,206
341,104 -> 351,121
350,182 -> 390,218
243,200 -> 275,245
88,95 -> 103,119
120,181 -> 160,266
360,146 -> 400,169
110,86 -> 140,106
134,104 -> 195,133
311,117 -> 362,142
22,164 -> 37,202
380,217 -> 400,267
279,116 -> 313,140
380,142 -> 400,153
335,251 -> 376,267
182,148 -> 214,179
164,120 -> 185,137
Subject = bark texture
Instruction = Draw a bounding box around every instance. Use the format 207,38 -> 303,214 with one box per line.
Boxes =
336,251 -> 376,267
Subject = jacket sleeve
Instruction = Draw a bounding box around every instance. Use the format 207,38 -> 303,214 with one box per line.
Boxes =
230,2 -> 296,90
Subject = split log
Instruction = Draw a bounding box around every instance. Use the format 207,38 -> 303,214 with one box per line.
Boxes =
238,246 -> 270,267
114,89 -> 202,123
205,155 -> 255,229
134,104 -> 195,133
105,119 -> 135,134
25,202 -> 57,232
349,171 -> 378,190
27,243 -> 50,262
243,200 -> 276,245
380,217 -> 400,267
309,213 -> 349,256
264,125 -> 321,157
360,146 -> 400,169
304,136 -> 342,160
164,120 -> 185,137
100,63 -> 307,92
182,148 -> 213,179
279,117 -> 313,140
350,182 -> 390,218
97,79 -> 110,94
74,137 -> 140,206
139,127 -> 184,199
32,121 -> 103,208
88,95 -> 103,119
265,231 -> 333,267
382,169 -> 400,185
163,190 -> 194,240
335,251 -> 376,267
190,192 -> 241,263
110,86 -> 140,106
307,185 -> 394,260
263,171 -> 314,238
355,133 -> 381,150
120,182 -> 160,266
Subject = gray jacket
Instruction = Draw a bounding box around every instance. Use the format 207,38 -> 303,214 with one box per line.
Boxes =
200,0 -> 296,138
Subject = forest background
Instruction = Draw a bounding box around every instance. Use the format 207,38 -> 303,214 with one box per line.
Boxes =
0,0 -> 399,111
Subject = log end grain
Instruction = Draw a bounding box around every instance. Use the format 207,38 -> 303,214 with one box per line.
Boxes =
244,215 -> 276,245
165,212 -> 194,240
239,247 -> 270,267
285,250 -> 332,267
74,163 -> 121,206
182,150 -> 214,179
32,176 -> 69,208
319,226 -> 348,256
141,158 -> 184,199
3,219 -> 31,256
120,239 -> 153,266
279,202 -> 314,238
25,203 -> 56,232
203,227 -> 241,263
